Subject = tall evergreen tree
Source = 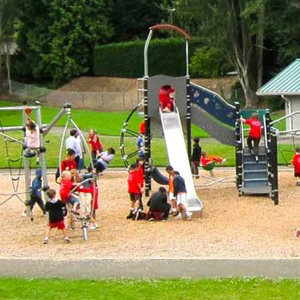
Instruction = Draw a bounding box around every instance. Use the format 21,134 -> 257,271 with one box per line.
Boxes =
15,0 -> 113,85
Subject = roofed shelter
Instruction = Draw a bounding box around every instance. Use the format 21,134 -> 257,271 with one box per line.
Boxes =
257,59 -> 300,131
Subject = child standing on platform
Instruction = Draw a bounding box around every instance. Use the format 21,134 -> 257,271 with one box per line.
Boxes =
44,189 -> 70,244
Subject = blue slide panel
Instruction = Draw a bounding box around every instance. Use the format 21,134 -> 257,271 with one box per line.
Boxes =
190,82 -> 236,127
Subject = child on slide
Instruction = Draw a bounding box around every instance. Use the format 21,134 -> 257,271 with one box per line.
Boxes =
159,85 -> 175,112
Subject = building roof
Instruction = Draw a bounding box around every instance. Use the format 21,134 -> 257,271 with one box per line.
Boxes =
257,59 -> 300,96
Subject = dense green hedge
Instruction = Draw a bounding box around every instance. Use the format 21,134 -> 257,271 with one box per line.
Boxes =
93,38 -> 203,78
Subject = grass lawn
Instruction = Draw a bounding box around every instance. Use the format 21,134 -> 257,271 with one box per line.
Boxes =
0,100 -> 208,137
0,100 -> 293,168
0,278 -> 300,300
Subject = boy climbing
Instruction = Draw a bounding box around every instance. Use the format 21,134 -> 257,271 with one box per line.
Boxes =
241,113 -> 262,162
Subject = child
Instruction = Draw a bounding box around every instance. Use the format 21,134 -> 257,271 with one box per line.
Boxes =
139,121 -> 146,135
44,189 -> 70,244
191,138 -> 202,179
61,149 -> 77,172
24,118 -> 40,162
165,165 -> 178,215
127,162 -> 143,219
173,171 -> 190,220
136,157 -> 144,210
201,151 -> 226,176
292,148 -> 300,186
159,85 -> 175,112
137,135 -> 145,158
22,169 -> 46,217
88,129 -> 103,160
60,171 -> 81,215
241,113 -> 262,162
94,147 -> 115,174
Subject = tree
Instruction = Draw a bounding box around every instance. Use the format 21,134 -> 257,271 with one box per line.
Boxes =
174,0 -> 267,107
15,0 -> 113,85
106,0 -> 172,42
0,0 -> 19,92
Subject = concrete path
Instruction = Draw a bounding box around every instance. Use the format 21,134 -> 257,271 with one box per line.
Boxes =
1,258 -> 300,279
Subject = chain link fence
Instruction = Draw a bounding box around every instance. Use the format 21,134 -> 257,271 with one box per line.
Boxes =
8,80 -> 139,111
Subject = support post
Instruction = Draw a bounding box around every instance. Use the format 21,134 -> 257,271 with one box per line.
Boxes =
36,104 -> 48,196
270,133 -> 279,205
144,77 -> 151,197
186,76 -> 192,163
235,102 -> 243,194
43,106 -> 68,136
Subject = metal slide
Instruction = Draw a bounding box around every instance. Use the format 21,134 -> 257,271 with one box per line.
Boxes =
160,109 -> 203,213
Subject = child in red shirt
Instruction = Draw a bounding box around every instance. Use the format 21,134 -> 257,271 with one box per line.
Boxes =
88,129 -> 103,160
127,162 -> 143,219
241,113 -> 262,162
159,85 -> 175,112
136,157 -> 144,209
292,148 -> 300,186
61,149 -> 77,172
60,171 -> 80,213
201,151 -> 226,177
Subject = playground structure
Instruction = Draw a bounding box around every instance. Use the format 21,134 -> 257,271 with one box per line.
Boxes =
120,24 -> 280,207
0,102 -> 95,240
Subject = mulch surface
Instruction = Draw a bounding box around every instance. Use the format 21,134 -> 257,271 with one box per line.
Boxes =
0,169 -> 300,260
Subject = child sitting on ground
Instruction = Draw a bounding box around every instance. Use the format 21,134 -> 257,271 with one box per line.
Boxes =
94,147 -> 115,174
292,148 -> 300,186
127,162 -> 143,219
23,169 -> 46,218
44,188 -> 70,244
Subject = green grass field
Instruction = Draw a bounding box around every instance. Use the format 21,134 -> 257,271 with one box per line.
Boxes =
0,100 -> 293,168
0,278 -> 299,300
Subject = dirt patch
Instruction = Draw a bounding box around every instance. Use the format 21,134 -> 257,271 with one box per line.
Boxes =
58,76 -> 238,97
0,169 -> 300,260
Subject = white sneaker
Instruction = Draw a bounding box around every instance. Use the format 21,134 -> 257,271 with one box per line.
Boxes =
43,237 -> 49,244
187,211 -> 193,220
21,211 -> 27,217
222,158 -> 227,163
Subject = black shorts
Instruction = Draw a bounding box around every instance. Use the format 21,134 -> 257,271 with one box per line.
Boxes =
129,193 -> 141,202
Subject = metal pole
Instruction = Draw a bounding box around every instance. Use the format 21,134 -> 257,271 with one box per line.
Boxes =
234,102 -> 243,194
144,77 -> 151,197
36,104 -> 48,192
0,132 -> 24,145
0,125 -> 47,133
0,106 -> 40,111
144,30 -> 153,77
186,76 -> 192,163
43,106 -> 68,136
185,40 -> 189,76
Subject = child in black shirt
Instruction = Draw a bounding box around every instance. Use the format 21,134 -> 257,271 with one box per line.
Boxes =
191,138 -> 202,179
44,189 -> 70,244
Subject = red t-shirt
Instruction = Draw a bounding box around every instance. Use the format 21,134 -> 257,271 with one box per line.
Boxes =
137,165 -> 144,187
60,178 -> 74,201
159,87 -> 175,109
246,119 -> 261,138
201,155 -> 210,166
139,121 -> 146,135
88,134 -> 102,152
61,159 -> 77,172
128,170 -> 141,194
293,153 -> 300,173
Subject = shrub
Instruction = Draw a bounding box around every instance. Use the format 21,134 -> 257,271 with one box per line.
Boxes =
93,38 -> 203,78
190,46 -> 232,78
